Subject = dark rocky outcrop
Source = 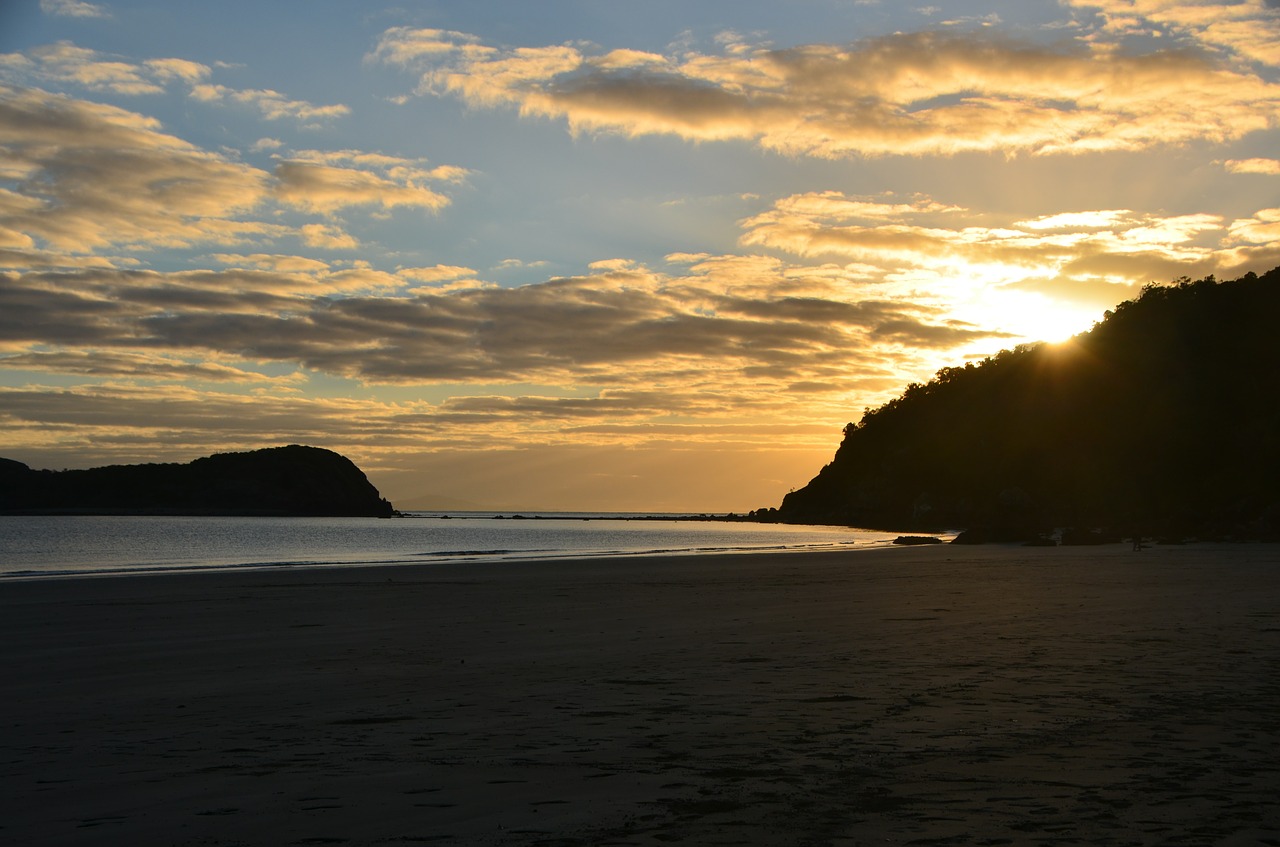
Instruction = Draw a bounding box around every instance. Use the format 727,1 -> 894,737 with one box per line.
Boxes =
892,535 -> 944,546
0,445 -> 395,517
765,268 -> 1280,541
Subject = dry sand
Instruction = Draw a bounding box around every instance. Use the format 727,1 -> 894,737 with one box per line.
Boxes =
2,543 -> 1279,846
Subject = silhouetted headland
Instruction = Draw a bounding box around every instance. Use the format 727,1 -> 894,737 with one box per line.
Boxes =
0,445 -> 395,517
753,268 -> 1280,543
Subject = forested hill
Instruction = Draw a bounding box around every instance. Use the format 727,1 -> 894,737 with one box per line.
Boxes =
0,445 -> 396,517
766,268 -> 1280,541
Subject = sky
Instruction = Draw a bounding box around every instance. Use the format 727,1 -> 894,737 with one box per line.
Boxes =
2,0 -> 1279,511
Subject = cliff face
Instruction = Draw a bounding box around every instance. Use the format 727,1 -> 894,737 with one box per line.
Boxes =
0,445 -> 395,517
770,268 -> 1280,539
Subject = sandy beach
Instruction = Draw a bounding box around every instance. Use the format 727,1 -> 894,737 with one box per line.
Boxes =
3,543 -> 1279,846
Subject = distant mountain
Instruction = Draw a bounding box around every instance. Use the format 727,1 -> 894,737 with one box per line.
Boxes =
760,268 -> 1280,541
0,445 -> 395,517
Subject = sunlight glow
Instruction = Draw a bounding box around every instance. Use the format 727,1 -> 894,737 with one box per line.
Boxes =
962,290 -> 1100,346
1001,293 -> 1098,344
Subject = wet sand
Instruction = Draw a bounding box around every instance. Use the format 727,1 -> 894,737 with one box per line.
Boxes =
3,543 -> 1279,845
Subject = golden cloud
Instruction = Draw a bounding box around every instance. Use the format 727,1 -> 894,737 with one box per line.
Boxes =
1016,210 -> 1133,230
1,40 -> 351,127
273,160 -> 452,215
400,264 -> 480,283
299,223 -> 359,249
189,83 -> 349,122
0,379 -> 864,458
274,150 -> 469,213
1225,157 -> 1280,174
740,191 -> 1238,279
1067,0 -> 1280,68
1227,208 -> 1280,244
209,253 -> 333,273
368,27 -> 484,66
24,42 -> 165,94
735,190 -> 1280,342
144,58 -> 212,84
375,27 -> 1280,157
0,85 -> 273,253
0,349 -> 304,383
0,86 -> 470,261
3,42 -> 212,95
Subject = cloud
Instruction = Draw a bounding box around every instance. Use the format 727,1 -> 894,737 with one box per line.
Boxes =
8,202 -> 1261,497
0,383 -> 406,451
274,161 -> 451,214
1,40 -> 351,127
588,258 -> 641,272
0,262 -> 427,361
1226,208 -> 1280,244
734,190 -> 1280,340
0,380 -> 854,459
368,27 -> 483,66
1224,157 -> 1280,174
4,41 -> 200,95
0,86 -> 469,259
272,149 -> 464,215
1066,0 -> 1280,68
0,349 -> 302,383
400,264 -> 479,283
757,191 -> 963,223
494,258 -> 551,271
1016,210 -> 1132,230
0,85 -> 273,253
870,318 -> 999,347
40,0 -> 109,19
0,255 -> 995,400
740,191 -> 1238,283
299,223 -> 359,249
209,253 -> 332,273
374,26 -> 1280,158
144,57 -> 211,84
939,14 -> 1002,28
0,247 -> 122,270
189,83 -> 349,122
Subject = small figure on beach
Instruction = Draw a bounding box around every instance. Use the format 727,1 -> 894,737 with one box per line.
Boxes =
1131,532 -> 1144,552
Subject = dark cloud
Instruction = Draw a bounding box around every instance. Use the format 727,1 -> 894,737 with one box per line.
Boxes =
0,349 -> 289,382
1,261 -> 991,391
0,273 -> 138,344
871,320 -> 1014,347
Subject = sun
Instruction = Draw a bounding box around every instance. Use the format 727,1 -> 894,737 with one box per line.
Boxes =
967,290 -> 1100,345
1012,295 -> 1098,343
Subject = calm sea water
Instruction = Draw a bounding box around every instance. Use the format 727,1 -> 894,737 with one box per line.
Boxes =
0,513 -> 913,579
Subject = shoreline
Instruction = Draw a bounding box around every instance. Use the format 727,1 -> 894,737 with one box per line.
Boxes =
0,537 -> 912,583
0,514 -> 911,582
0,532 -> 1259,583
4,543 -> 1279,844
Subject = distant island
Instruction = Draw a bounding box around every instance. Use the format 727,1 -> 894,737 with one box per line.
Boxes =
0,445 -> 395,517
754,267 -> 1280,542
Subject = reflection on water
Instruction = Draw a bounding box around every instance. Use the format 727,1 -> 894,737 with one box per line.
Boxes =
0,513 -> 918,578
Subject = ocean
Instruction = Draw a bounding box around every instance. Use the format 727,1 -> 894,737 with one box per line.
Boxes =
0,513 -> 917,579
